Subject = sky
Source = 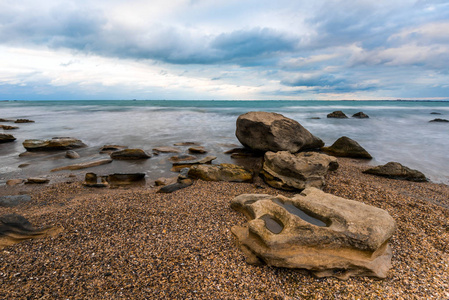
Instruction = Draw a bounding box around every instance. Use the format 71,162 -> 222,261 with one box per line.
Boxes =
1,0 -> 449,101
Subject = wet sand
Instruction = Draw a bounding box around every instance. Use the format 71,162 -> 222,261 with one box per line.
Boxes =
0,158 -> 448,299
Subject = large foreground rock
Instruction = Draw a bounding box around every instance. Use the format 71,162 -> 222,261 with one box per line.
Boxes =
321,136 -> 372,159
0,214 -> 62,250
23,137 -> 86,151
363,162 -> 428,182
188,164 -> 253,182
236,112 -> 324,153
230,187 -> 396,279
261,151 -> 338,190
0,133 -> 16,143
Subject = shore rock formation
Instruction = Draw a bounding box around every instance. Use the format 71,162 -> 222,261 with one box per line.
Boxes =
0,214 -> 61,250
352,112 -> 369,118
236,112 -> 324,153
110,149 -> 152,160
327,111 -> 348,118
0,133 -> 16,143
261,151 -> 338,191
23,137 -> 86,151
51,159 -> 113,172
363,162 -> 428,182
429,118 -> 449,123
321,136 -> 372,159
230,187 -> 396,279
188,163 -> 253,182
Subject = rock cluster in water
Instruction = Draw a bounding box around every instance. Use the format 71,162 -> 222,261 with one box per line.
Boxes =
231,187 -> 396,279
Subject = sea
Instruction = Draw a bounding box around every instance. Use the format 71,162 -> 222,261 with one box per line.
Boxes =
1,100 -> 448,185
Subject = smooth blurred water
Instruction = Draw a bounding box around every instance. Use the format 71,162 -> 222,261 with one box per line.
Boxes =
1,100 -> 448,184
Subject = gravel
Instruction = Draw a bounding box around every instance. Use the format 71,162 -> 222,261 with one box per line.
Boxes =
0,158 -> 448,299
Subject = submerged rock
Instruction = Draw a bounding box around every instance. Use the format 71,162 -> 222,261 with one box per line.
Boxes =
0,214 -> 62,250
14,119 -> 34,123
363,162 -> 428,182
110,149 -> 151,160
99,145 -> 128,154
188,146 -> 208,154
152,146 -> 182,153
236,111 -> 324,153
173,142 -> 200,146
51,159 -> 112,172
261,151 -> 338,191
321,136 -> 372,159
0,125 -> 19,130
23,137 -> 87,151
65,150 -> 80,159
188,163 -> 253,182
168,154 -> 197,162
352,112 -> 369,118
231,187 -> 396,279
0,133 -> 16,143
327,111 -> 348,118
429,118 -> 449,123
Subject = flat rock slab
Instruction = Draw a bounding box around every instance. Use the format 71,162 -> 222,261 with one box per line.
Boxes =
0,214 -> 62,250
321,136 -> 372,159
51,159 -> 113,172
231,187 -> 396,279
25,177 -> 50,184
99,145 -> 128,154
153,146 -> 182,153
188,146 -> 208,154
363,162 -> 428,182
236,112 -> 324,153
157,179 -> 193,193
171,156 -> 217,172
0,195 -> 31,207
168,155 -> 197,162
188,164 -> 253,182
23,137 -> 86,151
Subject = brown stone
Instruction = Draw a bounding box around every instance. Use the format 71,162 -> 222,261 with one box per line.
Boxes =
188,146 -> 207,154
321,136 -> 372,159
261,151 -> 338,191
51,159 -> 113,172
363,162 -> 428,182
0,133 -> 16,143
327,111 -> 348,118
235,111 -> 324,153
231,187 -> 396,279
153,146 -> 182,153
110,149 -> 151,160
23,137 -> 87,151
188,164 -> 253,182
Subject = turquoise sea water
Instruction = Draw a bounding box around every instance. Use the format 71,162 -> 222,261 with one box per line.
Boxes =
1,100 -> 448,184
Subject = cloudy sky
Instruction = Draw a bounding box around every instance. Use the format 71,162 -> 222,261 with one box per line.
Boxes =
1,0 -> 449,100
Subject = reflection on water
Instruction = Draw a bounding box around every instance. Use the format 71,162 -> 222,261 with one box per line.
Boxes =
272,198 -> 327,227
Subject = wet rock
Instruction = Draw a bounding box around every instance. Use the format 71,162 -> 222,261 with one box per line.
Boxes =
0,133 -> 16,143
51,159 -> 113,172
23,137 -> 87,151
171,156 -> 217,172
188,146 -> 208,154
236,111 -> 324,153
154,177 -> 177,186
0,118 -> 14,122
6,179 -> 25,186
25,177 -> 50,184
231,187 -> 396,279
321,136 -> 372,159
18,163 -> 30,168
157,179 -> 193,193
152,146 -> 182,153
65,150 -> 80,159
327,111 -> 348,118
352,112 -> 369,118
83,173 -> 108,188
224,148 -> 258,158
261,151 -> 338,191
363,162 -> 428,182
429,118 -> 449,123
107,173 -> 146,186
0,214 -> 62,249
430,112 -> 442,115
188,164 -> 253,182
173,142 -> 200,146
0,195 -> 31,207
0,125 -> 19,130
110,149 -> 151,160
168,154 -> 197,162
14,119 -> 34,123
99,145 -> 128,154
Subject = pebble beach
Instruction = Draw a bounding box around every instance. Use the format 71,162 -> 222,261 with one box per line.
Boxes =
1,158 -> 448,299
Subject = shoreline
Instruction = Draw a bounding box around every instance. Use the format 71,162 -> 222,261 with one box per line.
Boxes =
1,158 -> 448,299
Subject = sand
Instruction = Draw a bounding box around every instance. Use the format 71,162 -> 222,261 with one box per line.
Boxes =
0,158 -> 448,299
